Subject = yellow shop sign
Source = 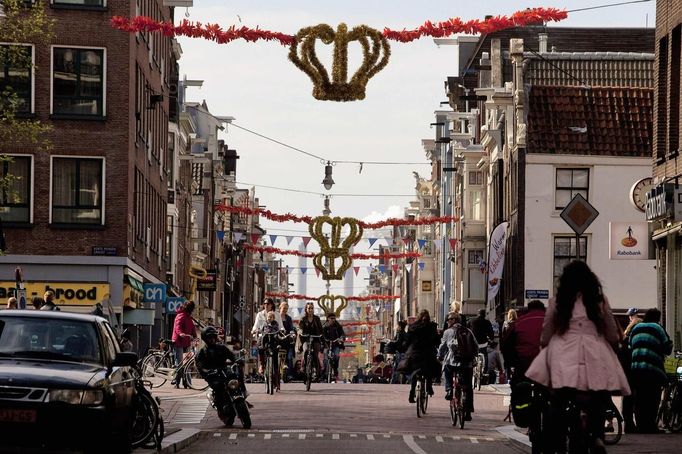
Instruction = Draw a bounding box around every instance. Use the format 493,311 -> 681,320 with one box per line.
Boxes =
0,282 -> 110,306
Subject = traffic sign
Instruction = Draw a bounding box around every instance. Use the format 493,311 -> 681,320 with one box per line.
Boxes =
560,194 -> 599,235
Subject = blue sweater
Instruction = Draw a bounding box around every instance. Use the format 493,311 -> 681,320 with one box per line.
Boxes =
630,322 -> 672,384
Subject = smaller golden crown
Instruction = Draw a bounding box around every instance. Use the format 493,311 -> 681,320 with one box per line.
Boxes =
317,294 -> 348,318
289,23 -> 391,102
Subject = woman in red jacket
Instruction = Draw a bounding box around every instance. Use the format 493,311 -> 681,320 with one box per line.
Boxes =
172,300 -> 197,387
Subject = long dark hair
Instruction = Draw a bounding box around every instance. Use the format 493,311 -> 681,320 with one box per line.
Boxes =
555,261 -> 605,335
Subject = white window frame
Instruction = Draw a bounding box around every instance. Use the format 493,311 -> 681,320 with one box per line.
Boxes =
0,153 -> 34,223
48,155 -> 106,225
51,0 -> 107,6
0,42 -> 35,114
50,45 -> 107,116
554,167 -> 590,210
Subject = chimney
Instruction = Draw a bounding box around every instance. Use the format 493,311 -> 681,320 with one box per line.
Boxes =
538,33 -> 548,53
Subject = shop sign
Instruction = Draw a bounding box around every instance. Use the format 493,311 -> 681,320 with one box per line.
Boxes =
645,183 -> 674,221
609,222 -> 649,260
0,282 -> 110,306
165,297 -> 186,314
421,280 -> 432,292
197,269 -> 217,291
143,283 -> 167,304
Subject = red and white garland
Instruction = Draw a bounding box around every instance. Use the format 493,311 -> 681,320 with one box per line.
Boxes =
215,204 -> 457,229
266,292 -> 398,302
110,8 -> 567,46
244,244 -> 420,260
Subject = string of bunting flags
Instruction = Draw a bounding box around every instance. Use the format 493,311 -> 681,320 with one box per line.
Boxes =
265,292 -> 399,301
215,226 -> 459,251
256,261 -> 427,277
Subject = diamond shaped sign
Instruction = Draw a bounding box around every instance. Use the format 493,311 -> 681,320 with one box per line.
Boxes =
560,193 -> 599,235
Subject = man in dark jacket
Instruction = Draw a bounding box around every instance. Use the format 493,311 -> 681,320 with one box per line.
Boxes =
322,313 -> 345,381
398,310 -> 440,403
501,300 -> 545,383
469,309 -> 494,376
390,321 -> 408,384
630,308 -> 672,433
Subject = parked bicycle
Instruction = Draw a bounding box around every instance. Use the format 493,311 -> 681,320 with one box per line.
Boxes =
413,370 -> 429,418
658,350 -> 682,432
449,367 -> 467,429
301,334 -> 323,391
131,363 -> 164,450
140,338 -> 207,390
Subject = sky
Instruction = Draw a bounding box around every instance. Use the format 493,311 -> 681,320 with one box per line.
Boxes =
176,0 -> 656,303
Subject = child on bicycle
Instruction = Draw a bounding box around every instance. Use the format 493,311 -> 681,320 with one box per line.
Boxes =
438,312 -> 478,421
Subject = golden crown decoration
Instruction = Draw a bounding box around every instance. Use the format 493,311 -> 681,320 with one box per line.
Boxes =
317,294 -> 348,318
309,215 -> 364,280
288,23 -> 391,102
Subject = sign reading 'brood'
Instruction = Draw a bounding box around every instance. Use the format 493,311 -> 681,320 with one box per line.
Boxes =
0,282 -> 110,306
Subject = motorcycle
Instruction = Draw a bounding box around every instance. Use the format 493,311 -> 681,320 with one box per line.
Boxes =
205,358 -> 252,429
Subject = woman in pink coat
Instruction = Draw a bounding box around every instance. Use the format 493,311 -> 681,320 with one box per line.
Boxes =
172,300 -> 196,387
526,261 -> 629,454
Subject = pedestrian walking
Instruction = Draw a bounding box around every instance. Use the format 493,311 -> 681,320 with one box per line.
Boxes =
526,261 -> 629,454
620,307 -> 642,433
40,291 -> 60,311
6,296 -> 17,309
31,296 -> 44,310
120,330 -> 134,352
501,300 -> 545,384
390,320 -> 408,384
171,300 -> 197,388
629,308 -> 672,433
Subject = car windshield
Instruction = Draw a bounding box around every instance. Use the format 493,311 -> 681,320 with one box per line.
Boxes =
0,317 -> 102,365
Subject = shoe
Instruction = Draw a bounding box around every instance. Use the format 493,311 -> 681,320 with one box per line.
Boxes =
464,414 -> 472,422
246,401 -> 254,409
408,391 -> 416,404
445,390 -> 452,401
427,385 -> 435,396
170,380 -> 177,386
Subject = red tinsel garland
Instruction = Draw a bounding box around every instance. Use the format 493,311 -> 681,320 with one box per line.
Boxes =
244,244 -> 420,260
215,204 -> 457,228
266,292 -> 399,301
110,8 -> 567,45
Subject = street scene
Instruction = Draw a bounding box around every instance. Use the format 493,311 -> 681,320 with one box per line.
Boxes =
1,0 -> 682,453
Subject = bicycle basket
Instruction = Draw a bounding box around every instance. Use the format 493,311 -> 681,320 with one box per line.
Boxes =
664,355 -> 682,377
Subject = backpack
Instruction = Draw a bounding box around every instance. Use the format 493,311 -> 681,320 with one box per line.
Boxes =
510,380 -> 534,428
448,325 -> 478,362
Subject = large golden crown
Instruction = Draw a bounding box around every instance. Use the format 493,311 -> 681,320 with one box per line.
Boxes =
309,216 -> 363,280
289,23 -> 391,102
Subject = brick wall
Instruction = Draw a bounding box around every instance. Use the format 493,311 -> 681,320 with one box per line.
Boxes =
3,1 -> 173,282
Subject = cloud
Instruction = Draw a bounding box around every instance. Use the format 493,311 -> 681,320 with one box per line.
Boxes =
362,205 -> 404,224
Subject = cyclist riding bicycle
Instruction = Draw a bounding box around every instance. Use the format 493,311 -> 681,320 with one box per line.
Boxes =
322,312 -> 346,382
297,302 -> 324,380
438,312 -> 478,421
397,309 -> 440,403
195,326 -> 248,401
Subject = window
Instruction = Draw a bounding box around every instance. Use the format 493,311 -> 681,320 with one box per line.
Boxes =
165,215 -> 173,264
166,132 -> 175,186
468,189 -> 483,221
0,45 -> 32,114
469,171 -> 483,186
553,236 -> 587,287
52,47 -> 104,116
0,155 -> 31,223
52,0 -> 105,6
468,249 -> 484,265
51,157 -> 103,225
555,168 -> 589,209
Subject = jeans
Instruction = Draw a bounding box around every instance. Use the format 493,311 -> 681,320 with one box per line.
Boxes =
303,341 -> 322,376
173,345 -> 188,384
285,346 -> 295,379
444,365 -> 473,414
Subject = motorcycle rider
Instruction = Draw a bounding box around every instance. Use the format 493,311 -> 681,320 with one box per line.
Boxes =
195,327 -> 249,409
322,312 -> 346,381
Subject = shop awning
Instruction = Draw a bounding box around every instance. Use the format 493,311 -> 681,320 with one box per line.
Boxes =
125,275 -> 145,293
122,308 -> 155,326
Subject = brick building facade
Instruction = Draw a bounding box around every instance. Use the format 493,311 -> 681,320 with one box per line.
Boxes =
0,1 -> 179,350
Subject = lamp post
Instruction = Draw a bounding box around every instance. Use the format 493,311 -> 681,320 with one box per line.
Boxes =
322,161 -> 335,190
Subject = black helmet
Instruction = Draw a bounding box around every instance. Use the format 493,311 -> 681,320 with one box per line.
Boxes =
201,326 -> 218,342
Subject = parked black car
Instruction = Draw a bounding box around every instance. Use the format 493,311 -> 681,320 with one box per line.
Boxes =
0,311 -> 138,453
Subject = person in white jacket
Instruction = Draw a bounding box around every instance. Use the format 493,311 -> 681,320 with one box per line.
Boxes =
251,298 -> 282,374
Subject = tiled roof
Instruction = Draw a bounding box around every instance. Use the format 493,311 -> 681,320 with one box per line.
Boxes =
527,85 -> 653,156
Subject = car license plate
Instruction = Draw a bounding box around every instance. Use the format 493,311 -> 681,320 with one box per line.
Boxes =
0,409 -> 37,423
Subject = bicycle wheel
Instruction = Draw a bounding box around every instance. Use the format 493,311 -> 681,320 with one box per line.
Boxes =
183,356 -> 208,391
415,380 -> 423,418
450,398 -> 458,426
421,382 -> 429,415
131,390 -> 159,448
265,355 -> 274,395
305,354 -> 312,392
456,387 -> 465,429
603,404 -> 623,445
141,352 -> 171,388
670,386 -> 682,432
